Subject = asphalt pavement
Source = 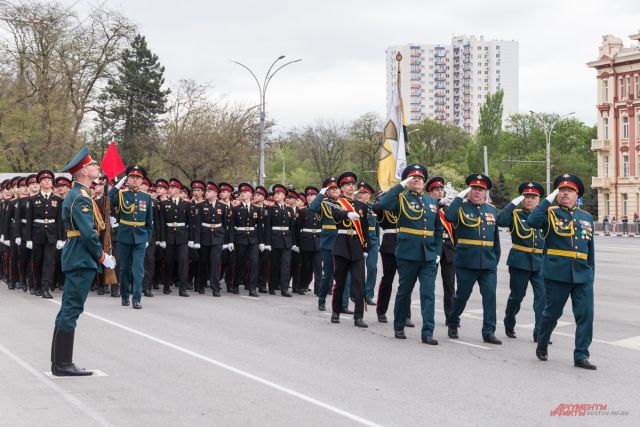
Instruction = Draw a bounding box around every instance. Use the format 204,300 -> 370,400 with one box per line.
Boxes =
0,235 -> 638,426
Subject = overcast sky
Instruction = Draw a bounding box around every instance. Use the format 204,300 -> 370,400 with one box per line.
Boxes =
92,0 -> 638,130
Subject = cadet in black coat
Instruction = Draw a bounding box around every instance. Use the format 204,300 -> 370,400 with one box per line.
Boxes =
263,184 -> 295,297
15,177 -> 34,293
296,186 -> 322,295
253,186 -> 270,293
142,178 -> 164,297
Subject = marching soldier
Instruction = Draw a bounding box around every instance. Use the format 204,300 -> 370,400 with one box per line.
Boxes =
496,181 -> 546,342
326,171 -> 370,327
309,177 -> 340,311
444,174 -> 502,344
154,179 -> 170,290
159,178 -> 190,297
253,185 -> 270,293
188,180 -> 206,290
356,182 -> 379,306
378,164 -> 443,344
2,177 -> 21,290
0,180 -> 10,284
296,186 -> 322,296
51,145 -> 116,376
263,184 -> 295,297
25,170 -> 64,299
527,174 -> 597,370
229,183 -> 262,296
141,178 -> 162,297
285,190 -> 302,293
217,182 -> 235,292
53,176 -> 72,292
427,176 -> 457,320
16,176 -> 34,294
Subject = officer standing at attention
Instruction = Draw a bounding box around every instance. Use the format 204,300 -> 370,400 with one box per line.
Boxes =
444,174 -> 502,345
496,181 -> 547,342
527,173 -> 597,370
50,146 -> 116,376
296,186 -> 322,296
309,177 -> 340,311
356,182 -> 379,306
378,164 -> 443,344
253,185 -> 270,293
229,183 -> 262,296
263,184 -> 295,297
109,166 -> 153,309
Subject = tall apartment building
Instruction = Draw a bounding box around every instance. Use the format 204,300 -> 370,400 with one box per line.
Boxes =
587,33 -> 640,220
386,35 -> 519,133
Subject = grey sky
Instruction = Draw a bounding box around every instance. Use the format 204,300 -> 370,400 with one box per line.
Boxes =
96,0 -> 638,130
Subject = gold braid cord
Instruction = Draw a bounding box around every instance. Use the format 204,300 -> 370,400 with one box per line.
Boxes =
399,192 -> 424,221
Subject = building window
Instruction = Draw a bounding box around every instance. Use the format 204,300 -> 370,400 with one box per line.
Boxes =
603,118 -> 609,139
603,80 -> 609,101
627,76 -> 632,98
619,78 -> 624,98
604,193 -> 610,216
623,154 -> 630,177
636,75 -> 639,97
604,155 -> 609,177
622,116 -> 629,139
622,193 -> 628,216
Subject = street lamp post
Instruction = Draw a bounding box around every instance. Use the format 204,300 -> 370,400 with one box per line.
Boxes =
529,111 -> 575,193
231,56 -> 302,186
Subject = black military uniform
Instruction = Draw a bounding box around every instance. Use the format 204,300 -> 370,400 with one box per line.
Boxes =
143,179 -> 164,297
160,178 -> 191,297
25,170 -> 63,298
296,186 -> 322,295
193,182 -> 229,297
229,183 -> 262,296
16,177 -> 34,293
153,179 -> 170,290
286,190 -> 302,293
254,185 -> 270,293
4,179 -> 21,290
372,199 -> 397,322
188,180 -> 206,291
217,182 -> 235,291
53,176 -> 73,292
264,184 -> 295,297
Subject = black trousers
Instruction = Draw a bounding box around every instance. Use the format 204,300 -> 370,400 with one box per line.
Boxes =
188,247 -> 199,286
269,248 -> 291,293
165,243 -> 188,289
290,251 -> 301,292
300,250 -> 322,293
154,246 -> 165,287
197,244 -> 223,292
440,260 -> 456,319
142,241 -> 156,291
19,244 -> 32,287
234,244 -> 258,292
332,255 -> 365,319
258,250 -> 269,290
377,252 -> 397,316
220,250 -> 235,290
32,242 -> 56,291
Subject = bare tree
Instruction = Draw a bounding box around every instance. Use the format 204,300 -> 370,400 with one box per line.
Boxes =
299,120 -> 350,181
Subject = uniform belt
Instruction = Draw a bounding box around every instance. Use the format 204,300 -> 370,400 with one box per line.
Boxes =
120,219 -> 145,227
337,229 -> 357,236
67,230 -> 98,238
301,228 -> 322,233
201,222 -> 222,229
546,249 -> 588,260
381,229 -> 398,234
34,219 -> 55,224
368,226 -> 376,231
234,226 -> 255,231
21,219 -> 27,223
511,243 -> 543,254
271,226 -> 289,231
167,222 -> 186,227
457,238 -> 494,247
398,227 -> 434,237
322,224 -> 337,230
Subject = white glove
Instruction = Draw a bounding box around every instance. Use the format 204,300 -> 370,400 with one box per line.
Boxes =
291,245 -> 300,253
188,241 -> 194,248
193,243 -> 201,249
102,254 -> 116,269
26,241 -> 33,249
259,243 -> 265,252
319,187 -> 327,196
110,216 -> 117,227
145,242 -> 149,249
510,195 -> 525,206
436,255 -> 441,265
264,245 -> 272,251
115,176 -> 127,189
159,241 -> 166,249
3,239 -> 9,247
0,234 -> 3,241
546,188 -> 559,203
363,251 -> 368,258
347,212 -> 360,221
56,240 -> 64,250
456,187 -> 472,199
227,243 -> 234,252
400,177 -> 412,187
15,237 -> 21,246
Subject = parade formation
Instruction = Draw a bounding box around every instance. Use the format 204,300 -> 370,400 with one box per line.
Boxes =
0,146 -> 597,376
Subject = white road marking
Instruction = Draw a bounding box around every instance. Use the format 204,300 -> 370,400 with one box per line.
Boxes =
46,300 -> 381,427
448,340 -> 492,350
0,343 -> 111,427
610,336 -> 640,351
239,296 -> 263,301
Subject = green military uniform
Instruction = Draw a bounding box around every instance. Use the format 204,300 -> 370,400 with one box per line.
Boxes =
378,164 -> 442,343
527,174 -> 596,369
444,174 -> 501,343
108,165 -> 153,308
496,181 -> 546,341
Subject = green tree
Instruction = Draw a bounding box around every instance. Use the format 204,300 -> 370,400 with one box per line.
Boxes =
477,89 -> 504,153
490,171 -> 510,209
99,34 -> 170,164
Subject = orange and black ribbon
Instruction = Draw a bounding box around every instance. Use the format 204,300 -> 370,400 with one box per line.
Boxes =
337,197 -> 366,246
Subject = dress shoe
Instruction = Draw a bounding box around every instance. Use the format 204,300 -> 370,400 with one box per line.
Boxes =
377,314 -> 388,323
365,296 -> 376,306
111,287 -> 120,298
179,289 -> 190,297
42,290 -> 53,299
122,299 -> 130,306
448,325 -> 459,339
342,307 -> 354,315
258,288 -> 267,293
268,290 -> 276,295
198,288 -> 205,294
8,283 -> 15,290
132,302 -> 142,309
163,287 -> 172,295
281,291 -> 292,297
143,290 -> 154,297
331,312 -> 340,323
90,284 -> 96,291
483,334 -> 502,345
574,359 -> 597,370
395,330 -> 406,339
297,290 -> 305,295
35,289 -> 43,297
422,336 -> 439,345
318,302 -> 326,311
212,290 -> 221,297
354,319 -> 368,328
29,287 -> 36,295
96,285 -> 105,295
232,288 -> 240,294
405,319 -> 415,328
249,290 -> 259,297
536,346 -> 548,361
22,283 -> 28,292
505,328 -> 517,338
186,284 -> 193,291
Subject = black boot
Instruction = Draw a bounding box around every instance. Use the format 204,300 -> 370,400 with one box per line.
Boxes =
51,329 -> 92,376
110,286 -> 120,298
42,289 -> 53,299
179,287 -> 190,297
96,285 -> 105,295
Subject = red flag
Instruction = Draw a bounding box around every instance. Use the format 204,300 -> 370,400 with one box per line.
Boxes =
100,140 -> 126,180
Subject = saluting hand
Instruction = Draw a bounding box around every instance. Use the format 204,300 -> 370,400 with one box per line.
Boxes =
456,187 -> 472,199
510,195 -> 525,206
546,188 -> 560,203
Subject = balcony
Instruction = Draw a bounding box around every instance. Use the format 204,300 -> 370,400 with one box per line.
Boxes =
591,177 -> 610,188
436,108 -> 445,113
591,139 -> 611,151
